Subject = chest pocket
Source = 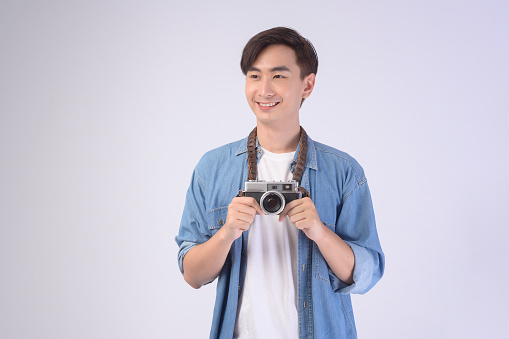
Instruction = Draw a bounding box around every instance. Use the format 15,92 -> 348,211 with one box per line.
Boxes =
206,206 -> 228,236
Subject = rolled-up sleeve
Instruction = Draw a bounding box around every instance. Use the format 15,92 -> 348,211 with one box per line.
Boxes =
329,181 -> 385,295
175,164 -> 210,274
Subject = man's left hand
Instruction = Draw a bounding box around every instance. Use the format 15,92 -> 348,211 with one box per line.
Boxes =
278,197 -> 326,242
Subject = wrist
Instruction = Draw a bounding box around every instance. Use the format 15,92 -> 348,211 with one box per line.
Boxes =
311,222 -> 330,244
215,224 -> 239,245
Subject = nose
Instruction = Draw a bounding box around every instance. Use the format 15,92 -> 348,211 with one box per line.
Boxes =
259,77 -> 275,98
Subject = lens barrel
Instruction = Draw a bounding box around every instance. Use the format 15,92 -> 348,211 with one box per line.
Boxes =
260,191 -> 285,215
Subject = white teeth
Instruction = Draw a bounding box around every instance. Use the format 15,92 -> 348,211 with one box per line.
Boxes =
259,102 -> 277,107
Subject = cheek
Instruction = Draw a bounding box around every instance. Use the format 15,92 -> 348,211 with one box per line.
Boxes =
245,84 -> 255,99
245,88 -> 256,107
281,86 -> 300,103
280,83 -> 299,98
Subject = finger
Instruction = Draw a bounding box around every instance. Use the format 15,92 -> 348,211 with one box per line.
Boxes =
249,198 -> 264,215
288,211 -> 307,226
293,219 -> 309,231
286,199 -> 303,210
287,204 -> 309,218
232,212 -> 256,224
247,199 -> 263,215
234,196 -> 257,206
236,219 -> 252,231
231,203 -> 259,218
279,199 -> 303,222
279,199 -> 302,222
234,197 -> 263,215
231,198 -> 263,215
224,214 -> 254,233
289,198 -> 317,216
229,207 -> 260,226
278,205 -> 289,222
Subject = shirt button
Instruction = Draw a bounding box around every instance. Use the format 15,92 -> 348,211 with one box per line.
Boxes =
218,218 -> 224,226
302,264 -> 305,271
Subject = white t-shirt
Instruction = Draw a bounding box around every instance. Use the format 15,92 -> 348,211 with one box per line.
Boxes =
233,147 -> 299,339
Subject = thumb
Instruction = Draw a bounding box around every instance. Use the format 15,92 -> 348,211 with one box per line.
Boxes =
278,211 -> 287,222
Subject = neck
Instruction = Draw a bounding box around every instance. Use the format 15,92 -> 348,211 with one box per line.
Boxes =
256,121 -> 301,153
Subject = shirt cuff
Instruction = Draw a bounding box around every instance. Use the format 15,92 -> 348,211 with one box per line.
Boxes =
330,241 -> 374,295
177,241 -> 199,274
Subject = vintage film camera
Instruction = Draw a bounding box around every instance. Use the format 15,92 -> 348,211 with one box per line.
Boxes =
240,180 -> 302,215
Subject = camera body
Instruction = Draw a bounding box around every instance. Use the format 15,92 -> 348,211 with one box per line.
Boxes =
241,180 -> 302,215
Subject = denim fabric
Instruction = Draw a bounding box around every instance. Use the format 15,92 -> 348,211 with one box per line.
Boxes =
176,134 -> 385,339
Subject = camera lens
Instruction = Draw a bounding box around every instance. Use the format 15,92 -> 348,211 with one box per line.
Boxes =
260,191 -> 285,215
264,195 -> 281,212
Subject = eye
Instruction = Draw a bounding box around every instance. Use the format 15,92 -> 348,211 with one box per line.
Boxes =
249,74 -> 259,79
273,75 -> 285,79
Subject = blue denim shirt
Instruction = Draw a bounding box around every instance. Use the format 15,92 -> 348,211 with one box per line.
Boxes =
176,134 -> 385,339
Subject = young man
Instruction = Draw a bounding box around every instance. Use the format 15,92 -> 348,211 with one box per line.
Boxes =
176,27 -> 384,338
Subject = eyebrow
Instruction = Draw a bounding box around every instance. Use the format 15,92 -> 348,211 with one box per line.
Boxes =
247,66 -> 291,73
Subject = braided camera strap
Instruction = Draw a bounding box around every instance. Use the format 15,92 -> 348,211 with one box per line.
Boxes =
246,126 -> 310,198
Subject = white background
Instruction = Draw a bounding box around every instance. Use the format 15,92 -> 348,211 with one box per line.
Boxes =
1,1 -> 508,338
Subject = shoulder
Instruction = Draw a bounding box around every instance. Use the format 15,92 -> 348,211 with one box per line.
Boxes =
196,139 -> 244,167
310,139 -> 367,186
193,138 -> 247,184
191,138 -> 247,206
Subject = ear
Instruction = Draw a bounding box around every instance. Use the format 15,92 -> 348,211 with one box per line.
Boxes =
301,73 -> 316,99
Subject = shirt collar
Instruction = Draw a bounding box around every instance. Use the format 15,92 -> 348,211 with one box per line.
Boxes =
235,132 -> 318,171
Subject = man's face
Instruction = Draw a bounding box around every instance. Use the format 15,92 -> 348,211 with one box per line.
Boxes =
245,44 -> 315,127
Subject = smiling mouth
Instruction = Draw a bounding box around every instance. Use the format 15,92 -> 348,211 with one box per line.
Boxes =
257,102 -> 280,108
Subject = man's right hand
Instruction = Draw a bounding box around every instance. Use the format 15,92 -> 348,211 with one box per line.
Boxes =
220,197 -> 263,242
183,197 -> 262,289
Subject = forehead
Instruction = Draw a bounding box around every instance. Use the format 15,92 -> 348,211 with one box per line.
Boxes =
251,44 -> 299,70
